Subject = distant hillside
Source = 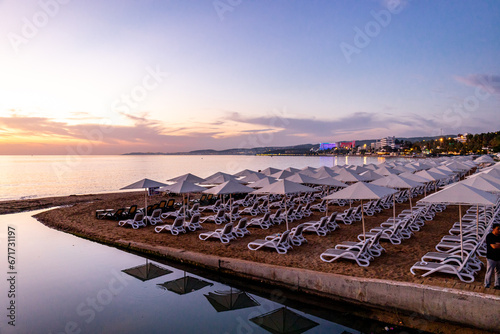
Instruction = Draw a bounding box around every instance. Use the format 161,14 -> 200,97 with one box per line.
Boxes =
123,135 -> 458,156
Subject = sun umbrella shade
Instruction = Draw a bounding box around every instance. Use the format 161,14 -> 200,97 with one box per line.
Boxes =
203,179 -> 254,195
313,177 -> 348,188
250,307 -> 319,334
261,167 -> 281,176
167,173 -> 205,183
252,179 -> 317,195
313,169 -> 339,179
159,180 -> 206,194
122,262 -> 172,282
359,170 -> 384,181
201,173 -> 240,185
475,155 -> 495,164
233,169 -> 259,177
285,173 -> 321,184
120,178 -> 167,190
249,176 -> 278,188
323,182 -> 397,201
419,183 -> 498,205
158,276 -> 213,295
205,289 -> 260,312
415,170 -> 447,181
334,169 -> 367,183
239,172 -> 267,183
370,174 -> 423,189
270,170 -> 295,180
458,175 -> 500,193
399,172 -> 432,183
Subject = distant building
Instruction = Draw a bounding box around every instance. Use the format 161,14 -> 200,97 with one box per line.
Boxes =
319,143 -> 337,150
454,133 -> 468,143
338,141 -> 356,149
374,136 -> 398,150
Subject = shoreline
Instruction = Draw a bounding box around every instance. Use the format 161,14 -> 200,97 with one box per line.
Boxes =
5,192 -> 500,332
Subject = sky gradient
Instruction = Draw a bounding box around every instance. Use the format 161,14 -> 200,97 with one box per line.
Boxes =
1,0 -> 499,154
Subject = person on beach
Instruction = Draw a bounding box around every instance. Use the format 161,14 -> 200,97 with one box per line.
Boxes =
485,223 -> 500,289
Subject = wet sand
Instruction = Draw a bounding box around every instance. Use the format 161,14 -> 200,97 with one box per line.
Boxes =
7,190 -> 495,298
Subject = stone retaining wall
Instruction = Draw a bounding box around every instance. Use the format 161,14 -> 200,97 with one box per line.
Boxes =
118,240 -> 499,332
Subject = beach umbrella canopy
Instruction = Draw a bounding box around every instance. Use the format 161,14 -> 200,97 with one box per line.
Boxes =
474,155 -> 495,164
481,167 -> 500,179
204,289 -> 260,312
444,161 -> 471,172
314,177 -> 348,188
428,167 -> 454,176
348,165 -> 369,174
158,274 -> 213,295
285,173 -> 322,185
233,169 -> 259,177
270,170 -> 295,180
420,183 -> 498,259
261,167 -> 281,176
371,174 -> 424,213
359,170 -> 384,181
250,307 -> 319,334
415,170 -> 447,181
253,180 -> 317,230
120,178 -> 167,214
313,168 -> 339,179
399,172 -> 431,183
334,169 -> 367,183
159,180 -> 206,194
249,176 -> 278,188
167,173 -> 205,184
201,173 -> 241,185
239,172 -> 266,183
323,182 -> 397,239
122,260 -> 172,282
375,166 -> 400,176
284,167 -> 301,173
455,175 -> 500,194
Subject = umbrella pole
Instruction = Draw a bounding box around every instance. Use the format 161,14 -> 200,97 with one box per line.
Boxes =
285,195 -> 288,231
409,191 -> 413,212
361,199 -> 366,241
230,194 -> 232,223
459,204 -> 463,261
144,189 -> 148,219
393,195 -> 396,224
476,205 -> 479,240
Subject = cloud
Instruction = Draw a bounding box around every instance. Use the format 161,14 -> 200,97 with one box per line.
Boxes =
455,74 -> 500,95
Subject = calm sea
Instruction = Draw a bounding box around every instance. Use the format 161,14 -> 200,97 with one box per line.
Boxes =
0,155 -> 397,201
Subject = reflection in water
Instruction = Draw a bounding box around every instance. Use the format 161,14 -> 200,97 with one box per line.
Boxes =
204,288 -> 260,313
250,307 -> 319,334
0,210 -> 431,334
157,272 -> 213,295
122,260 -> 172,282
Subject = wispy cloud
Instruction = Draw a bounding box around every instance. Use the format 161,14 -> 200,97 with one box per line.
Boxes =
455,74 -> 500,95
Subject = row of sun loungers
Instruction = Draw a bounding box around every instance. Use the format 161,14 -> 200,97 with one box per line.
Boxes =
410,202 -> 500,283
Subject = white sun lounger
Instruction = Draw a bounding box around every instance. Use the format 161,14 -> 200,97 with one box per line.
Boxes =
248,230 -> 291,254
118,212 -> 145,229
199,223 -> 235,244
154,216 -> 186,235
320,239 -> 373,267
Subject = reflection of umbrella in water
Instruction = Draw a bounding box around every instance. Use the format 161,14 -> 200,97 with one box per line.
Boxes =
250,307 -> 319,334
122,259 -> 172,282
204,288 -> 260,312
157,272 -> 213,295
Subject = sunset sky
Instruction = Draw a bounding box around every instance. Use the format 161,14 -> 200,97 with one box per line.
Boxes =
0,0 -> 499,154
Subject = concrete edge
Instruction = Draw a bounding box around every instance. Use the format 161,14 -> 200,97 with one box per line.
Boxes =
116,239 -> 500,332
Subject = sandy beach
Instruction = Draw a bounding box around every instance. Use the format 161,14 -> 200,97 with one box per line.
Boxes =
5,190 -> 494,299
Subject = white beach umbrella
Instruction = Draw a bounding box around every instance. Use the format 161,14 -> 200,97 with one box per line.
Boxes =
375,166 -> 400,176
420,183 -> 498,259
334,169 -> 367,183
167,173 -> 205,184
285,173 -> 322,185
359,170 -> 384,181
474,155 -> 495,164
260,167 -> 281,176
120,178 -> 167,216
270,170 -> 295,180
233,169 -> 259,177
248,176 -> 277,189
238,172 -> 266,183
313,168 -> 339,179
252,180 -> 317,230
323,182 -> 397,240
284,167 -> 301,173
201,173 -> 241,185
